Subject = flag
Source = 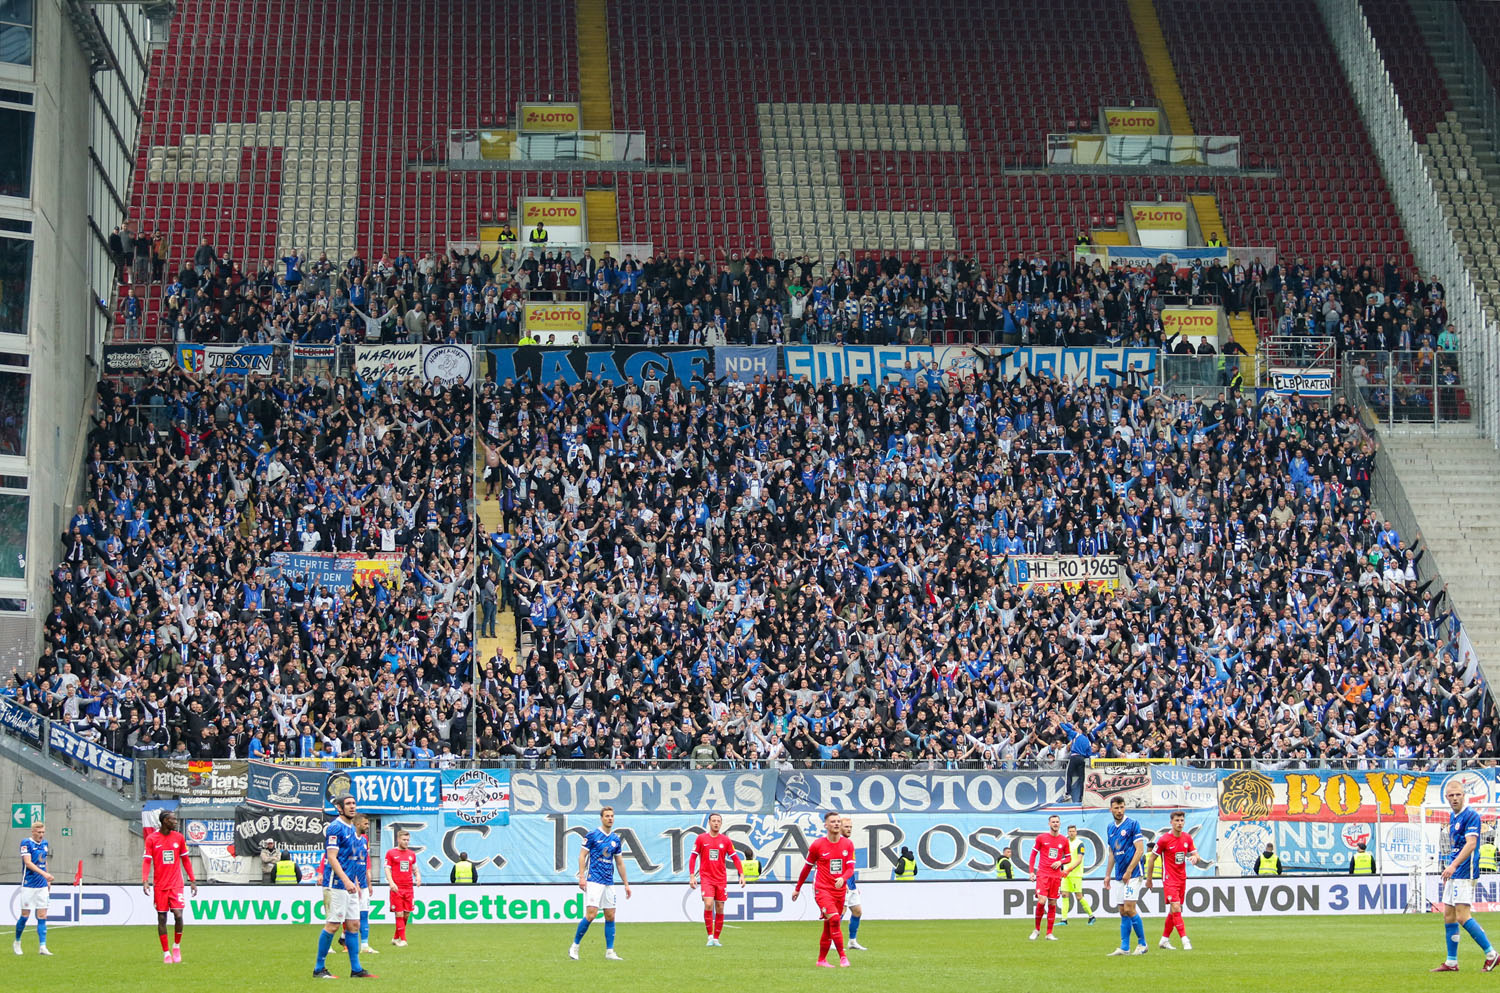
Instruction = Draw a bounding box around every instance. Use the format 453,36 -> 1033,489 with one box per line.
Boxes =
72,860 -> 82,887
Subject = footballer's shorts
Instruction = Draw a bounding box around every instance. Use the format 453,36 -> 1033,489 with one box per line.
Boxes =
389,887 -> 415,913
815,887 -> 847,920
845,884 -> 862,910
1060,875 -> 1084,894
700,881 -> 727,902
1443,877 -> 1477,907
18,886 -> 49,912
1109,879 -> 1143,904
325,887 -> 362,924
153,886 -> 185,913
584,881 -> 617,910
1035,875 -> 1062,900
1162,883 -> 1186,906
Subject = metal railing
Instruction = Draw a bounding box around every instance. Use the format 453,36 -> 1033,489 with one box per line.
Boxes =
1342,349 -> 1472,426
446,128 -> 648,164
1047,133 -> 1242,169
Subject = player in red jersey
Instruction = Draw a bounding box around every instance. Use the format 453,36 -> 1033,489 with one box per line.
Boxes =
1144,810 -> 1213,951
792,810 -> 856,968
1029,814 -> 1079,942
142,811 -> 197,965
689,813 -> 744,947
383,829 -> 421,946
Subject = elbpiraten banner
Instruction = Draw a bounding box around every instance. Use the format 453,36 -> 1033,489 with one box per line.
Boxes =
382,808 -> 1218,884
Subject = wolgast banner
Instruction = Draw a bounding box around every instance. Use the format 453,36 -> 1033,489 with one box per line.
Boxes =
144,759 -> 249,800
233,805 -> 332,856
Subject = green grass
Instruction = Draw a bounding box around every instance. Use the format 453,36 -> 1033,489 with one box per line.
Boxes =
8,916 -> 1499,991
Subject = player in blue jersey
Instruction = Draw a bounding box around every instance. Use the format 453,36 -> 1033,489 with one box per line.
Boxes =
1104,796 -> 1148,956
1432,779 -> 1500,972
338,815 -> 380,958
15,821 -> 54,956
839,815 -> 868,950
570,806 -> 632,961
314,795 -> 377,979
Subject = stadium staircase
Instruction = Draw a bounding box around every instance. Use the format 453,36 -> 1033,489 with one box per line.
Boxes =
1189,192 -> 1258,353
475,485 -> 520,672
1125,0 -> 1195,135
577,0 -> 614,130
1379,433 -> 1500,674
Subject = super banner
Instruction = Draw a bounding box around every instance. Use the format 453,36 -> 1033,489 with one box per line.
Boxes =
510,769 -> 775,816
486,346 -> 714,392
1217,768 -> 1491,824
782,345 -> 1157,389
143,759 -> 249,800
48,723 -> 132,780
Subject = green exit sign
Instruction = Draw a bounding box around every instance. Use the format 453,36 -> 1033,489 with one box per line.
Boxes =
10,803 -> 43,828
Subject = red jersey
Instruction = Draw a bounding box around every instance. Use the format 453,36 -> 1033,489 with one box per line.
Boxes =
143,830 -> 192,890
1030,832 -> 1072,880
690,832 -> 742,884
384,847 -> 418,890
1154,831 -> 1197,885
798,836 -> 856,892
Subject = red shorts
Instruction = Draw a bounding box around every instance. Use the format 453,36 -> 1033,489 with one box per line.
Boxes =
815,887 -> 846,920
1163,882 -> 1185,906
154,887 -> 185,913
700,881 -> 727,902
1035,875 -> 1061,900
389,887 -> 414,913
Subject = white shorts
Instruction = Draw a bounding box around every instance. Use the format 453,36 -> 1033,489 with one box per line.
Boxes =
845,886 -> 862,909
19,886 -> 50,912
1109,879 -> 1143,904
1443,878 -> 1477,907
324,886 -> 362,924
584,881 -> 616,910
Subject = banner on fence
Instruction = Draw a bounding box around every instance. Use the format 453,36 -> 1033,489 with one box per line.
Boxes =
510,769 -> 775,816
325,768 -> 442,814
422,344 -> 475,385
1078,246 -> 1229,275
143,759 -> 249,800
1151,766 -> 1221,809
1217,768 -> 1488,824
246,762 -> 329,811
1005,555 -> 1126,591
773,769 -> 1067,815
232,805 -> 332,856
183,818 -> 236,849
101,344 -> 175,375
48,723 -> 132,780
1268,368 -> 1334,397
0,697 -> 41,740
714,345 -> 779,382
1083,763 -> 1155,807
487,346 -> 714,391
355,344 -> 422,381
205,345 -> 275,376
442,769 -> 511,826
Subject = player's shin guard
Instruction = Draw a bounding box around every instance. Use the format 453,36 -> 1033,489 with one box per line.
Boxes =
1047,903 -> 1057,933
13,918 -> 24,941
35,920 -> 45,946
848,915 -> 860,941
1446,921 -> 1461,964
346,933 -> 362,973
316,929 -> 335,970
713,911 -> 725,938
1464,918 -> 1494,954
1034,902 -> 1045,930
394,914 -> 405,940
1131,914 -> 1144,945
159,932 -> 170,952
704,907 -> 715,935
573,918 -> 591,944
360,911 -> 370,945
1119,916 -> 1131,950
1176,913 -> 1187,938
604,921 -> 615,950
819,919 -> 832,959
1163,912 -> 1176,938
829,919 -> 846,956
1080,894 -> 1094,916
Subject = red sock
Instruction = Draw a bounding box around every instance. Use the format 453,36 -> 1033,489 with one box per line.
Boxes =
1047,903 -> 1057,934
714,911 -> 725,938
1034,902 -> 1044,929
174,927 -> 182,947
1164,913 -> 1175,938
818,919 -> 832,959
159,932 -> 170,952
704,907 -> 715,936
1176,913 -> 1187,938
830,919 -> 846,957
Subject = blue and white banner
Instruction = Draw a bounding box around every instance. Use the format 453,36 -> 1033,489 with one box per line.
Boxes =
327,768 -> 442,814
247,762 -> 328,811
442,769 -> 511,826
713,345 -> 779,382
1150,765 -> 1222,808
486,346 -> 714,391
0,696 -> 42,741
183,818 -> 236,848
1094,246 -> 1230,269
774,769 -> 1067,815
781,344 -> 1156,388
990,346 -> 1158,387
205,344 -> 276,376
1268,368 -> 1334,397
48,723 -> 132,780
508,769 -> 776,816
422,344 -> 475,385
265,552 -> 358,589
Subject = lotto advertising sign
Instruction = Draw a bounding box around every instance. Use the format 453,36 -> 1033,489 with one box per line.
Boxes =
1104,107 -> 1163,135
521,302 -> 589,334
517,102 -> 581,132
518,197 -> 585,244
1162,306 -> 1223,341
1129,202 -> 1189,231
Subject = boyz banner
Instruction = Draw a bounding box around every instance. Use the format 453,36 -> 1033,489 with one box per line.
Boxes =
247,762 -> 329,810
326,768 -> 442,814
1217,767 -> 1491,823
0,696 -> 42,740
773,769 -> 1066,814
386,808 -> 1216,884
509,769 -> 775,816
485,346 -> 713,391
48,723 -> 132,780
714,346 -> 779,382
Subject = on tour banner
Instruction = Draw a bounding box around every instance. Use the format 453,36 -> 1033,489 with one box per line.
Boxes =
517,102 -> 581,133
1217,768 -> 1494,824
1104,107 -> 1162,135
522,301 -> 588,334
1162,306 -> 1223,341
486,346 -> 714,391
0,877 -> 1445,927
387,809 -> 1216,884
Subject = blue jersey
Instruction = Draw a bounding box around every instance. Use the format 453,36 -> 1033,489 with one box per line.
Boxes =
583,828 -> 623,885
352,835 -> 370,887
1107,817 -> 1144,880
323,818 -> 362,887
1449,806 -> 1482,880
19,838 -> 49,888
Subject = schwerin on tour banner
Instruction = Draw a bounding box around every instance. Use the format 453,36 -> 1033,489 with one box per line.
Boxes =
2,877 -> 1436,927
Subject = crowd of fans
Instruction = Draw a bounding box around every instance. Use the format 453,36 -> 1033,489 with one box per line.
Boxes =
1,230 -> 1487,780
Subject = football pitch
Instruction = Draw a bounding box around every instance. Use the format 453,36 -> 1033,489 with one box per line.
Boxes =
8,916 -> 1497,992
